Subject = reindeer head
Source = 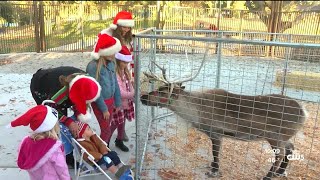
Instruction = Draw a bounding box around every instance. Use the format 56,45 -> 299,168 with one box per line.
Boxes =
59,72 -> 86,88
140,83 -> 186,107
140,48 -> 209,107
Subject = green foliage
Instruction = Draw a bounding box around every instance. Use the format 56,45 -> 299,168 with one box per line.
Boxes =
0,2 -> 17,24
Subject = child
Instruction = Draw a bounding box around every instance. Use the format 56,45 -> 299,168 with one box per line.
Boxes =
113,45 -> 135,152
100,10 -> 135,79
86,33 -> 123,147
30,69 -> 102,168
100,10 -> 135,141
74,121 -> 133,180
7,105 -> 70,180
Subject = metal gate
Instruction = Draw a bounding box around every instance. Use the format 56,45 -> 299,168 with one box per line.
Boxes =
133,29 -> 320,179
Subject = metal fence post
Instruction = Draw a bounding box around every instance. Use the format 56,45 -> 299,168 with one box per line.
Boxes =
238,10 -> 244,56
133,35 -> 142,179
215,31 -> 223,88
281,34 -> 292,95
150,29 -> 156,120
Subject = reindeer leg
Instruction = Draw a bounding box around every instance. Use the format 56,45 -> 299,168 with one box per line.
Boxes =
274,142 -> 294,177
206,134 -> 222,177
263,140 -> 286,180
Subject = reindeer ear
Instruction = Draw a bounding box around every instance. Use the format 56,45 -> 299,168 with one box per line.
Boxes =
176,83 -> 183,87
180,86 -> 186,90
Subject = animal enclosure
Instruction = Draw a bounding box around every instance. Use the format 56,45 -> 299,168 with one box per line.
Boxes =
133,29 -> 320,180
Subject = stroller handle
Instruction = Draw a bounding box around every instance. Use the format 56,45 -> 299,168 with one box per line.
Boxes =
42,100 -> 56,105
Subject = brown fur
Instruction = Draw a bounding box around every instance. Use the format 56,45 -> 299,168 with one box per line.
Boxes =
141,85 -> 307,179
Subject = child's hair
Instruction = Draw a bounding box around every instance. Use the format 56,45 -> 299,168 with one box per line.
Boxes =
30,122 -> 60,141
115,59 -> 131,82
112,26 -> 133,46
95,57 -> 108,81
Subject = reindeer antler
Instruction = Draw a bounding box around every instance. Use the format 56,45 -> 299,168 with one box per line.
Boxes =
170,47 -> 209,84
143,45 -> 209,86
143,61 -> 169,85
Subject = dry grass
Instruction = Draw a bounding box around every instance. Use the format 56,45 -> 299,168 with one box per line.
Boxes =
140,102 -> 320,180
274,71 -> 320,92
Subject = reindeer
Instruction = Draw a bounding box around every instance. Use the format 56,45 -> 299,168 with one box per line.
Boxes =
140,49 -> 307,180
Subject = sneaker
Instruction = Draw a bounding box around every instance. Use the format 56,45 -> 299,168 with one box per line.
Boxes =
119,169 -> 134,180
123,132 -> 129,142
115,139 -> 129,152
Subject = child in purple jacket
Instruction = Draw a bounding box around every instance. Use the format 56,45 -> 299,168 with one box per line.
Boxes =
7,105 -> 70,180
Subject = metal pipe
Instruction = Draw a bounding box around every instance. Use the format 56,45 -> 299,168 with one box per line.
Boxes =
133,36 -> 140,179
133,34 -> 320,48
150,30 -> 156,120
216,31 -> 223,88
281,34 -> 293,95
133,27 -> 155,36
153,29 -> 320,37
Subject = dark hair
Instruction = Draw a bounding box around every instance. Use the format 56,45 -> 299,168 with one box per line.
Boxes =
112,26 -> 133,46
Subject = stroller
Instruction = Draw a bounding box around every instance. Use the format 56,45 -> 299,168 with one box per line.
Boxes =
62,121 -> 134,180
42,100 -> 133,180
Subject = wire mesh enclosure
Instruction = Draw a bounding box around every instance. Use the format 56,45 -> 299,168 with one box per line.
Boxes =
133,29 -> 320,180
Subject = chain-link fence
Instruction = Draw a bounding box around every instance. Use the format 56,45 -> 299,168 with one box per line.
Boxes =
133,29 -> 320,179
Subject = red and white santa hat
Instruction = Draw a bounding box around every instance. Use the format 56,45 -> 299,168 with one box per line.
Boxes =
91,33 -> 122,60
6,105 -> 58,133
115,45 -> 133,62
110,11 -> 134,30
69,75 -> 101,122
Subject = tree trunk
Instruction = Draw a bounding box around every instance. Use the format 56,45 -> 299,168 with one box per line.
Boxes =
33,1 -> 40,53
266,1 -> 282,57
39,2 -> 46,52
98,6 -> 103,20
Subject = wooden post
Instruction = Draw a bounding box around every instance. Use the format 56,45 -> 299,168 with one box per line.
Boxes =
33,1 -> 40,53
39,2 -> 46,52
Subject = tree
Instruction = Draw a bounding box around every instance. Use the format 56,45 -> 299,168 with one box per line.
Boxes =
245,1 -> 320,34
0,2 -> 17,26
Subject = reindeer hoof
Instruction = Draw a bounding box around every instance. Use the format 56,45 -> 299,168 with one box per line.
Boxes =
262,177 -> 271,180
206,171 -> 222,177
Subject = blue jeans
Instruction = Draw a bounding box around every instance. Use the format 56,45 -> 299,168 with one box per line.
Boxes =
59,115 -> 76,155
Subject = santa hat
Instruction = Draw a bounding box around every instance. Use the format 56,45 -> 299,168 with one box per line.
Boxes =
75,121 -> 89,139
115,46 -> 133,62
69,75 -> 101,122
91,33 -> 122,60
110,11 -> 134,30
6,105 -> 58,133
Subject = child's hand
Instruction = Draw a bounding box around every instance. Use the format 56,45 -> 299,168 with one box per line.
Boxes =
103,111 -> 110,120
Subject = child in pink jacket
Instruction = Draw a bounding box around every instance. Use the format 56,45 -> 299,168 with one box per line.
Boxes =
112,46 -> 135,152
7,105 -> 70,180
